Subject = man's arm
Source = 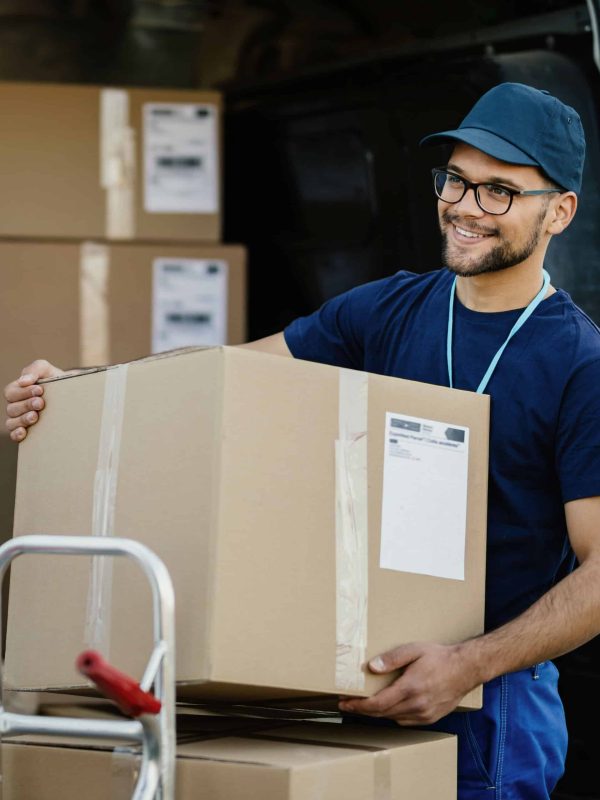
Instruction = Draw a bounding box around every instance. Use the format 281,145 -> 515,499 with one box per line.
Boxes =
4,333 -> 292,442
339,495 -> 600,725
237,332 -> 292,357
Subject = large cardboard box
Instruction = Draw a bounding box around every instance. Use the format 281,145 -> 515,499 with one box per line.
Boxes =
1,719 -> 457,800
6,348 -> 488,707
0,239 -> 246,393
0,81 -> 221,242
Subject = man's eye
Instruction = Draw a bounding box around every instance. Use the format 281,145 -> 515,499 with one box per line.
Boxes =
486,184 -> 511,198
447,174 -> 463,185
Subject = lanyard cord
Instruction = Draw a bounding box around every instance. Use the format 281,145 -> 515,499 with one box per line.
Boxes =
447,269 -> 551,395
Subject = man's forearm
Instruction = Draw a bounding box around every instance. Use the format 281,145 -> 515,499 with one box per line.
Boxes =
336,560 -> 600,724
460,555 -> 600,685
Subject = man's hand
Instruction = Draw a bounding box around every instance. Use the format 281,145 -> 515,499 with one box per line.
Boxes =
338,641 -> 479,726
338,498 -> 600,728
5,360 -> 64,442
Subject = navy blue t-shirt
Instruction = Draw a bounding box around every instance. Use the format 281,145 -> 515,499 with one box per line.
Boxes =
284,268 -> 600,631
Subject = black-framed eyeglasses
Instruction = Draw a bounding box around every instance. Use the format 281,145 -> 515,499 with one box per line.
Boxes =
432,167 -> 563,215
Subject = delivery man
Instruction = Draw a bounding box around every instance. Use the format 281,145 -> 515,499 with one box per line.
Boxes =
6,83 -> 600,799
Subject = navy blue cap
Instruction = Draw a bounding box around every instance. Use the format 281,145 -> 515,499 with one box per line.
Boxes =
420,82 -> 585,193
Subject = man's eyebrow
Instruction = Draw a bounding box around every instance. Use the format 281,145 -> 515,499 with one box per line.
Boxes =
446,162 -> 524,190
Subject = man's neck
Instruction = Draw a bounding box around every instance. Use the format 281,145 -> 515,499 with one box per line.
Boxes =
454,263 -> 555,312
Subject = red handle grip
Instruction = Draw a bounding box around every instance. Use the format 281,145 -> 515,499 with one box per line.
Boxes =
76,650 -> 161,718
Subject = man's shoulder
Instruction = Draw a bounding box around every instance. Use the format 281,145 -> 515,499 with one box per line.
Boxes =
547,290 -> 600,366
557,292 -> 600,336
382,268 -> 447,288
352,268 -> 449,302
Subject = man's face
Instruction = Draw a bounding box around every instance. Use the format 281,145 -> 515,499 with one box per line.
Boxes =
438,143 -> 555,277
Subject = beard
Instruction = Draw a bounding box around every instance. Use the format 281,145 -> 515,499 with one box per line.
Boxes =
440,204 -> 548,277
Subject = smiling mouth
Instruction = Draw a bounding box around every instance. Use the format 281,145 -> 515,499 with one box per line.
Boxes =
452,224 -> 495,241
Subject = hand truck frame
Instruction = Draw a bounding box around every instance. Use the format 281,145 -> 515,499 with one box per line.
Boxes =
0,534 -> 176,800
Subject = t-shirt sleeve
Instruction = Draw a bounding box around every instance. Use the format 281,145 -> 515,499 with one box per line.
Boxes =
556,357 -> 600,502
284,279 -> 386,369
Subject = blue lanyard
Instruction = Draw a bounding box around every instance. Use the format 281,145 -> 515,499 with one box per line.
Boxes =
446,269 -> 551,395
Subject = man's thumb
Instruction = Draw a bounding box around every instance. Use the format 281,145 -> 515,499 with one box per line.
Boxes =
368,655 -> 390,673
368,643 -> 421,673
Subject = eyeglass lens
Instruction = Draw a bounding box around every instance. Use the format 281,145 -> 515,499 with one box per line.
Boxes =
434,171 -> 511,214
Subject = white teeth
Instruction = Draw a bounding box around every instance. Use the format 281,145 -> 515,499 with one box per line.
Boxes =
455,225 -> 487,239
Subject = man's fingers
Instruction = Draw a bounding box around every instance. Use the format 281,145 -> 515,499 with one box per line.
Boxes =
4,381 -> 44,404
4,360 -> 63,444
20,359 -> 63,382
9,427 -> 27,443
339,682 -> 411,716
5,394 -> 44,433
5,360 -> 63,400
369,642 -> 425,674
340,688 -> 438,725
6,396 -> 45,420
6,410 -> 38,432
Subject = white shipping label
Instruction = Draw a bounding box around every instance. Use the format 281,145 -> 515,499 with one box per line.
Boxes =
144,103 -> 218,213
379,412 -> 469,581
152,259 -> 228,352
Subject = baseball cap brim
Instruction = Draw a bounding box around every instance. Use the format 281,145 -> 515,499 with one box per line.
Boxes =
420,127 -> 539,167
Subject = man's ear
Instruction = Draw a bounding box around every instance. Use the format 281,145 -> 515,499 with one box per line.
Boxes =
547,192 -> 578,235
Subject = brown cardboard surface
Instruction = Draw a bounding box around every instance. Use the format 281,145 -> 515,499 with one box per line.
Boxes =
1,720 -> 457,800
0,239 -> 246,391
0,433 -> 18,655
0,433 -> 17,547
0,82 -> 221,242
6,347 -> 488,707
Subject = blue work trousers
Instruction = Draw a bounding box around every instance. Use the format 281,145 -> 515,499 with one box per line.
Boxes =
425,661 -> 568,799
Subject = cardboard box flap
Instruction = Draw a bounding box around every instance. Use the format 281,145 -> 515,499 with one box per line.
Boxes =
5,719 -> 455,768
40,345 -> 224,385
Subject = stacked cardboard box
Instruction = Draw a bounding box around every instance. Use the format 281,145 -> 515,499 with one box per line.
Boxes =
1,714 -> 458,800
0,80 -> 247,549
0,240 -> 246,389
0,82 -> 222,242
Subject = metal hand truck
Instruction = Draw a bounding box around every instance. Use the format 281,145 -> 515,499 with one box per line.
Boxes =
0,534 -> 176,800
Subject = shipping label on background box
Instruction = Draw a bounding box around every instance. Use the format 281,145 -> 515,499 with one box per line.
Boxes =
379,412 -> 469,581
152,258 -> 228,352
144,103 -> 218,213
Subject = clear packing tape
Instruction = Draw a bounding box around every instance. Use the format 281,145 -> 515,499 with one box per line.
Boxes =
84,364 -> 129,657
80,242 -> 110,367
335,369 -> 369,692
100,88 -> 136,240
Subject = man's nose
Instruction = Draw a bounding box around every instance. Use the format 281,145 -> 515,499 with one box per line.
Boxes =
454,186 -> 486,217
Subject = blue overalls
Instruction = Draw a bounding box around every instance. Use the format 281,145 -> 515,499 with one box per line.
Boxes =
425,662 -> 567,798
344,662 -> 567,798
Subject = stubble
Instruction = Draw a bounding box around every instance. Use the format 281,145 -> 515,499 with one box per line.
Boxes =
440,200 -> 550,277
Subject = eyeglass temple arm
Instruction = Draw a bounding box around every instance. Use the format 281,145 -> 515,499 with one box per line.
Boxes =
517,189 -> 563,196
